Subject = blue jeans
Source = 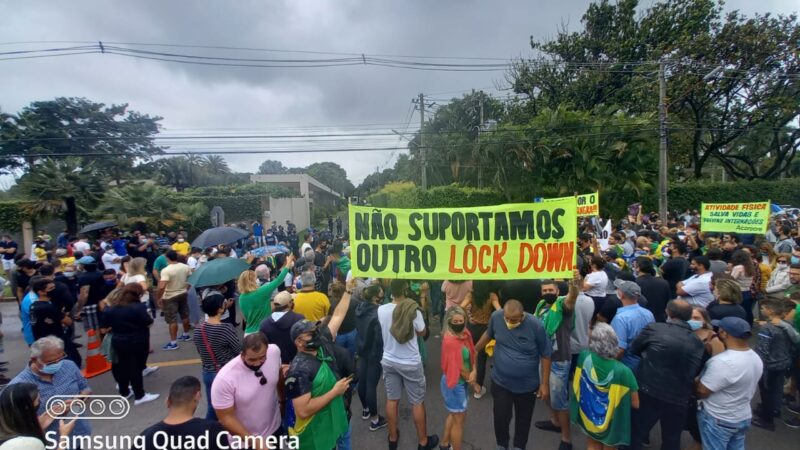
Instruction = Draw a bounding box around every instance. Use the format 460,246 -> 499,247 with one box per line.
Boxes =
335,329 -> 357,359
336,421 -> 352,450
697,407 -> 750,450
202,370 -> 218,421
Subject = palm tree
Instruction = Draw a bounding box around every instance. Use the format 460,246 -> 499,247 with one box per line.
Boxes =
203,155 -> 231,175
95,184 -> 187,230
16,158 -> 107,234
158,157 -> 193,191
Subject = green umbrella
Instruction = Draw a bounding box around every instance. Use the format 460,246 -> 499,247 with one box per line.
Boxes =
188,257 -> 251,288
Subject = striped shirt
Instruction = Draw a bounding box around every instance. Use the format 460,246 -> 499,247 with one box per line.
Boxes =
193,322 -> 242,372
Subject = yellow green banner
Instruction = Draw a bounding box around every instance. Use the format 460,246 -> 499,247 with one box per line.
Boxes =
700,201 -> 770,234
348,198 -> 578,280
576,192 -> 599,217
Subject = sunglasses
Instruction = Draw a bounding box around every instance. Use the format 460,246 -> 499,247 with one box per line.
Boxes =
254,370 -> 267,386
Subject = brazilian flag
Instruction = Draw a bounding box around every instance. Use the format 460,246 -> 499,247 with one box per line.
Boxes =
570,350 -> 638,447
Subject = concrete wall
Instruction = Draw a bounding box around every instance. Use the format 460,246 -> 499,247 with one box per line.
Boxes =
267,197 -> 310,231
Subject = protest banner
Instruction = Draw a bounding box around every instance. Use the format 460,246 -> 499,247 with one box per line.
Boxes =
700,201 -> 770,234
576,192 -> 599,217
348,198 -> 578,280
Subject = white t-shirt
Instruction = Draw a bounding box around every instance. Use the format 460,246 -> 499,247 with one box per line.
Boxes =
123,273 -> 150,303
187,256 -> 198,270
680,272 -> 714,307
300,242 -> 313,256
584,270 -> 609,297
0,436 -> 45,450
102,252 -> 121,273
378,302 -> 426,365
700,348 -> 763,422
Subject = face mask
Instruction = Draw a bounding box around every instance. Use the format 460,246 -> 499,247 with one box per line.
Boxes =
63,272 -> 75,278
450,323 -> 465,333
793,256 -> 800,265
542,293 -> 558,304
687,320 -> 703,331
505,320 -> 521,330
243,361 -> 263,372
40,360 -> 63,375
178,239 -> 185,243
305,331 -> 322,350
105,280 -> 116,286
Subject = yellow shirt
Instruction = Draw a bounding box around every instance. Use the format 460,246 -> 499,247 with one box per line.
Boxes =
171,241 -> 190,256
59,256 -> 76,267
34,247 -> 47,261
293,290 -> 331,322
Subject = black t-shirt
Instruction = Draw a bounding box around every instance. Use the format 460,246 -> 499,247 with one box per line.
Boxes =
16,271 -> 33,294
77,271 -> 111,306
706,301 -> 747,321
660,257 -> 689,298
140,418 -> 227,450
0,240 -> 18,260
30,301 -> 65,340
636,275 -> 670,323
49,281 -> 76,316
498,280 -> 541,314
330,298 -> 358,334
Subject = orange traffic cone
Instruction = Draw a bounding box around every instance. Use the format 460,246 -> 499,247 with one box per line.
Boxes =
82,329 -> 112,378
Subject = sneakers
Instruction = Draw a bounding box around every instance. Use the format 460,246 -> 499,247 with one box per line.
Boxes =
534,420 -> 561,433
134,393 -> 160,406
784,415 -> 800,429
388,430 -> 399,450
142,366 -> 159,377
370,416 -> 388,432
361,408 -> 370,420
751,415 -> 775,431
787,402 -> 800,415
177,334 -> 192,342
418,435 -> 439,450
474,385 -> 487,399
162,342 -> 179,351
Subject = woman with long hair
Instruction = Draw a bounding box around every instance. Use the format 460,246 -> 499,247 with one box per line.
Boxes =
0,383 -> 75,450
759,242 -> 778,269
460,281 -> 500,399
706,277 -> 747,322
355,284 -> 387,431
728,249 -> 756,325
122,257 -> 150,306
439,306 -> 476,450
237,254 -> 294,335
766,254 -> 792,299
103,284 -> 159,405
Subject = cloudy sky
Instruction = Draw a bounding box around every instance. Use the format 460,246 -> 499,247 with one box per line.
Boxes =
1,0 -> 795,186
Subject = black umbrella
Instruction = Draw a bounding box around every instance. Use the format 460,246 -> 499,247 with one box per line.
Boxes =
191,226 -> 249,249
78,221 -> 118,234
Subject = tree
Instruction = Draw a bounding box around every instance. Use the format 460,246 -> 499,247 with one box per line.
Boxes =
509,0 -> 800,179
157,157 -> 194,192
15,158 -> 107,234
304,162 -> 355,196
203,155 -> 231,175
0,97 -> 164,182
258,160 -> 288,174
95,184 -> 191,230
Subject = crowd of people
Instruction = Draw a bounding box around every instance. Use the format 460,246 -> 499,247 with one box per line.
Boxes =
0,209 -> 799,450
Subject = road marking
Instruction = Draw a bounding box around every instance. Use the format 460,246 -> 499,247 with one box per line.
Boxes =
147,358 -> 201,368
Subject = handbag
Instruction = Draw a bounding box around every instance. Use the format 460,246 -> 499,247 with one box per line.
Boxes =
200,324 -> 220,371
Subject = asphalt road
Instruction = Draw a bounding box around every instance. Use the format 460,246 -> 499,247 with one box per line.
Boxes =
1,301 -> 797,449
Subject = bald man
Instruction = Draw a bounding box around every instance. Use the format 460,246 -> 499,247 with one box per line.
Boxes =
477,299 -> 552,450
629,299 -> 705,450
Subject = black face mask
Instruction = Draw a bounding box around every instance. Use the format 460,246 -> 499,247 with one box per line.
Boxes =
450,323 -> 465,333
243,361 -> 263,372
543,293 -> 559,304
305,331 -> 322,350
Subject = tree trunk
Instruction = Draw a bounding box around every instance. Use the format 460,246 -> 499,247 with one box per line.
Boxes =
65,196 -> 78,235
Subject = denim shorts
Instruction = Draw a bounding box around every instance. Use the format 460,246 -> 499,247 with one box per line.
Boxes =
549,359 -> 571,411
440,375 -> 468,413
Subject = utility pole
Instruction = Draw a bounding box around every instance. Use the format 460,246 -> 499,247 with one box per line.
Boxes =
658,62 -> 668,222
478,97 -> 484,188
418,93 -> 427,190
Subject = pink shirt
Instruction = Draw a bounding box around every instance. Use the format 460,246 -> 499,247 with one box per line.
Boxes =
211,344 -> 282,437
442,280 -> 473,310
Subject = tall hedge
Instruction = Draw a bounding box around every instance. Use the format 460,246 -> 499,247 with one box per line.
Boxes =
0,201 -> 30,231
175,194 -> 268,224
367,179 -> 800,218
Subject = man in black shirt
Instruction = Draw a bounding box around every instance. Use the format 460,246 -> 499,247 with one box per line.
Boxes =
660,239 -> 690,299
15,259 -> 38,303
140,376 -> 227,450
29,278 -> 80,366
635,257 -> 671,323
498,279 -> 541,314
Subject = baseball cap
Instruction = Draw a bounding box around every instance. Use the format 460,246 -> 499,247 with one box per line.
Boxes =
604,249 -> 619,259
613,279 -> 641,298
273,291 -> 293,307
711,317 -> 751,338
290,320 -> 318,342
77,256 -> 95,265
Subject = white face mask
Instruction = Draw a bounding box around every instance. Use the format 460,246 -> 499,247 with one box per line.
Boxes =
178,239 -> 185,243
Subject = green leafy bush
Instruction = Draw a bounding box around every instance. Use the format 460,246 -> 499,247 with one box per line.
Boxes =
0,202 -> 31,232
